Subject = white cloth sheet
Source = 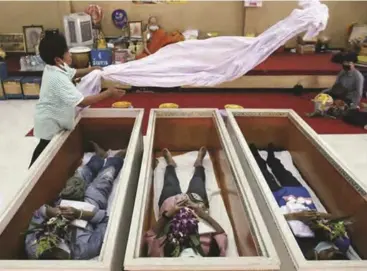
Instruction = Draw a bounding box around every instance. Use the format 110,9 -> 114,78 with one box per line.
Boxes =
77,0 -> 328,96
259,150 -> 360,260
60,200 -> 96,228
153,151 -> 239,257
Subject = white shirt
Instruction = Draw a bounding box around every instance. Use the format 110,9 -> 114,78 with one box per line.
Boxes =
279,199 -> 315,238
34,65 -> 84,140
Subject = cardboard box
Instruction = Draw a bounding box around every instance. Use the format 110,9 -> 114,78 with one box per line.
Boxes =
0,81 -> 5,100
3,76 -> 23,99
297,44 -> 315,54
21,76 -> 41,99
91,49 -> 112,67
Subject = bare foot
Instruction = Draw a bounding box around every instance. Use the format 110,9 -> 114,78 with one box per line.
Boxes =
194,147 -> 207,167
114,149 -> 127,158
90,141 -> 107,158
163,148 -> 177,167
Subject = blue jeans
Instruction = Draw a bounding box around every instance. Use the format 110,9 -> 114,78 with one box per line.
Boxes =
78,155 -> 124,209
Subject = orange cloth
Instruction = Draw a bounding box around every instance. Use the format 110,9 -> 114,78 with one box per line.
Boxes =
136,29 -> 184,60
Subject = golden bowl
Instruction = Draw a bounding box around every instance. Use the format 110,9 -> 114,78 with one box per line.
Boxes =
112,101 -> 132,108
70,47 -> 91,69
159,103 -> 179,109
225,104 -> 244,109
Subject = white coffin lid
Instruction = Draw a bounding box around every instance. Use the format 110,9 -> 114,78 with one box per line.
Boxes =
225,108 -> 367,271
0,108 -> 144,270
124,108 -> 280,271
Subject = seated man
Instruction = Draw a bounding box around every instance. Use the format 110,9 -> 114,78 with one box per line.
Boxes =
322,52 -> 364,109
249,143 -> 350,260
145,147 -> 227,257
25,142 -> 126,260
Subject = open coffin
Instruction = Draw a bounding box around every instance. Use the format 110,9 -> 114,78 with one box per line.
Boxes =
225,109 -> 367,271
124,108 -> 280,271
0,108 -> 144,271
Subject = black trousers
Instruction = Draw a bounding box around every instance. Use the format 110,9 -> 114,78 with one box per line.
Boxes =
29,139 -> 50,168
158,165 -> 208,208
343,109 -> 367,128
249,144 -> 302,192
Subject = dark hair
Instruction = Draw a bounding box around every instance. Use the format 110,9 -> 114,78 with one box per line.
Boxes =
343,52 -> 358,63
39,33 -> 68,65
332,51 -> 358,64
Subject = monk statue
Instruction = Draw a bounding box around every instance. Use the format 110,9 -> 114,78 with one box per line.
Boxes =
136,16 -> 184,60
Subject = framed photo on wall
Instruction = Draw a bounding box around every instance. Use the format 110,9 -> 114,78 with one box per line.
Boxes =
0,33 -> 25,52
23,25 -> 44,53
129,21 -> 143,39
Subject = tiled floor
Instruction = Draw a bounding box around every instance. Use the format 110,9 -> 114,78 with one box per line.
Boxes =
0,100 -> 366,214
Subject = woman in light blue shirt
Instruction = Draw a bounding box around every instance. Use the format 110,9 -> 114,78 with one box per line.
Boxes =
30,33 -> 125,167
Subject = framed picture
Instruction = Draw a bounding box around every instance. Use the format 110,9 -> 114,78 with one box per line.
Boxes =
244,0 -> 262,7
0,33 -> 25,52
132,0 -> 158,4
23,25 -> 44,53
129,21 -> 143,39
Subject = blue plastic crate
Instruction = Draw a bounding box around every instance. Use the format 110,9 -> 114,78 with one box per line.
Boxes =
21,76 -> 41,99
0,62 -> 7,81
3,76 -> 24,99
90,49 -> 112,67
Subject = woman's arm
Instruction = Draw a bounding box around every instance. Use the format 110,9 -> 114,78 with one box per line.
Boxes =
197,209 -> 225,234
152,216 -> 170,235
78,88 -> 125,107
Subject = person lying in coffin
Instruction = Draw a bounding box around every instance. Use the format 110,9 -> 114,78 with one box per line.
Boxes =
145,147 -> 228,258
25,142 -> 126,260
250,143 -> 351,261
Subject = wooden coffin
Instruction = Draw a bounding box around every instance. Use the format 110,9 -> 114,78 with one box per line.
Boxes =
0,108 -> 144,271
124,109 -> 280,271
225,109 -> 367,271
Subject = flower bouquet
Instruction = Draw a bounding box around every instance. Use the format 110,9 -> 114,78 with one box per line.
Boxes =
157,207 -> 204,257
284,210 -> 352,253
24,215 -> 71,258
314,219 -> 351,253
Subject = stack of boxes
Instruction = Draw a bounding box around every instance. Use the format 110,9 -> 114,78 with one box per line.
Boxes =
296,36 -> 317,55
0,62 -> 42,100
0,62 -> 7,100
21,77 -> 42,99
3,76 -> 24,99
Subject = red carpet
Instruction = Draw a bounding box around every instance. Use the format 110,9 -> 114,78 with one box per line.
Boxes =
26,92 -> 367,137
250,53 -> 341,75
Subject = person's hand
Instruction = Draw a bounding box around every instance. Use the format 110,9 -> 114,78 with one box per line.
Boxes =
186,201 -> 205,217
45,205 -> 61,218
166,198 -> 188,218
59,206 -> 81,221
106,87 -> 126,99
